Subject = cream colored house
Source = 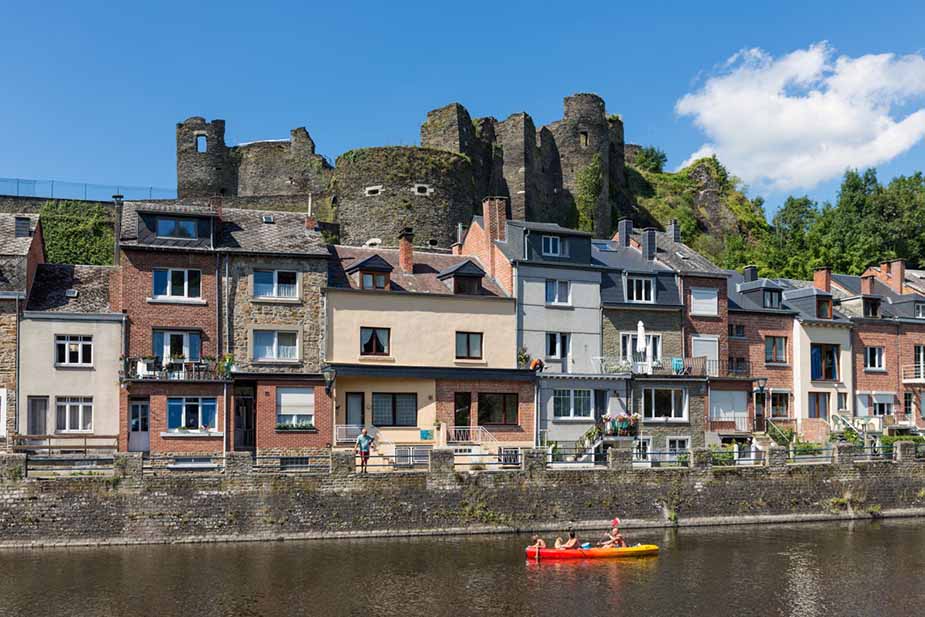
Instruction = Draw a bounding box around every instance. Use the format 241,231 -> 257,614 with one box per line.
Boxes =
18,265 -> 123,452
324,234 -> 536,467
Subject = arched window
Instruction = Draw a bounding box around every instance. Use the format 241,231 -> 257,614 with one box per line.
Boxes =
196,135 -> 208,153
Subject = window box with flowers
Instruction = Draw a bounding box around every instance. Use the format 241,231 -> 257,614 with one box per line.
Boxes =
602,413 -> 640,437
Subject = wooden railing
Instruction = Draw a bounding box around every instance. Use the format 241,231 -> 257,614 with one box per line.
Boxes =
12,434 -> 119,455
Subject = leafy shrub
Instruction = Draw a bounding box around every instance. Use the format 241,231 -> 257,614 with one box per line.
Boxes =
709,445 -> 735,466
574,154 -> 603,232
879,435 -> 925,458
792,440 -> 823,456
634,146 -> 668,173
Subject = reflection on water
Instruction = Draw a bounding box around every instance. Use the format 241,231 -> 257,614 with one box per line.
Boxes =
1,521 -> 925,616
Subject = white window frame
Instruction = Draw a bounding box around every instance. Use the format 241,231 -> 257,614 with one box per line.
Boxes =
642,387 -> 688,422
864,346 -> 885,371
633,437 -> 652,462
253,270 -> 298,299
666,436 -> 690,462
55,396 -> 93,433
552,388 -> 593,419
620,332 -> 662,363
545,332 -> 569,360
545,279 -> 570,305
55,335 -> 93,367
625,276 -> 654,303
872,401 -> 893,417
166,396 -> 218,432
276,387 -> 315,427
916,304 -> 925,319
690,287 -> 719,316
763,290 -> 782,309
253,330 -> 300,362
542,235 -> 561,257
153,268 -> 201,299
155,330 -> 200,362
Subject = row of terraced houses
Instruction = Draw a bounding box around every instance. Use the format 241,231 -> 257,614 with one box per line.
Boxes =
2,196 -> 925,467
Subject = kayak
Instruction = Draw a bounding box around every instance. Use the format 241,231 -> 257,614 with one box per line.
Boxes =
525,544 -> 659,560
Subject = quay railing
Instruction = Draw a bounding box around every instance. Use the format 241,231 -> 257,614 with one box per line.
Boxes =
12,434 -> 118,456
787,444 -> 833,465
453,449 -> 523,471
547,447 -> 606,467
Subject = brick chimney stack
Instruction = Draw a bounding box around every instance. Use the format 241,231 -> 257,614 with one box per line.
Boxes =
861,275 -> 875,296
209,195 -> 223,218
813,266 -> 832,293
112,194 -> 123,266
881,259 -> 906,294
304,215 -> 317,231
398,227 -> 414,273
482,197 -> 507,242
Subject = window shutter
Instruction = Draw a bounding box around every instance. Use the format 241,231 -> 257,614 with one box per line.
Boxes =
690,288 -> 718,316
855,395 -> 869,417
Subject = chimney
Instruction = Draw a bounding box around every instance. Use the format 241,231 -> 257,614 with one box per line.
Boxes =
615,217 -> 633,247
668,219 -> 681,243
743,265 -> 758,283
813,266 -> 831,293
398,227 -> 414,273
881,259 -> 906,294
112,194 -> 123,266
642,228 -> 657,261
482,197 -> 507,242
304,215 -> 317,231
861,275 -> 875,296
209,195 -> 223,218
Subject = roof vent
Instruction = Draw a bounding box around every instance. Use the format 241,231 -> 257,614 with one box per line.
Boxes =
65,289 -> 79,298
14,217 -> 31,238
675,251 -> 689,260
364,238 -> 382,248
261,214 -> 275,224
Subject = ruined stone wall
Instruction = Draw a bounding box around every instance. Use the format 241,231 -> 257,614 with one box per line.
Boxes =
335,147 -> 475,247
176,117 -> 235,198
1,451 -> 925,547
235,129 -> 332,198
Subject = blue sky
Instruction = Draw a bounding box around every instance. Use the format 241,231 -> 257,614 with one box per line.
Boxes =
2,0 -> 925,215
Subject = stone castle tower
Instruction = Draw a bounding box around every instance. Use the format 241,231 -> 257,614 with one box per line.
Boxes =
175,93 -> 629,245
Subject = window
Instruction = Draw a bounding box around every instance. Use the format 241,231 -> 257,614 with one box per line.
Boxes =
360,327 -> 390,356
364,186 -> 382,197
816,297 -> 832,319
626,276 -> 654,303
276,387 -> 315,427
253,330 -> 298,361
153,268 -> 201,299
905,392 -> 914,417
770,392 -> 789,418
808,392 -> 829,419
371,393 -> 417,427
633,438 -> 651,462
413,184 -> 432,195
553,389 -> 593,419
155,217 -> 198,240
27,397 -> 48,435
167,397 -> 217,431
642,388 -> 686,421
196,135 -> 207,153
837,392 -> 848,412
545,279 -> 570,304
55,397 -> 92,432
453,277 -> 480,295
667,438 -> 689,456
361,272 -> 388,290
55,335 -> 92,366
864,347 -> 885,371
690,287 -> 719,316
873,400 -> 893,417
579,131 -> 589,147
542,235 -> 561,256
863,298 -> 881,318
810,344 -> 839,381
728,357 -> 748,374
728,324 -> 746,339
455,332 -> 483,360
478,393 -> 519,425
763,290 -> 782,309
546,333 -> 569,359
620,333 -> 662,362
916,304 -> 925,319
254,270 -> 297,298
152,330 -> 201,361
764,336 -> 787,364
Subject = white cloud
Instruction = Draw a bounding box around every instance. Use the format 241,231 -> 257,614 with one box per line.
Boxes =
675,43 -> 925,191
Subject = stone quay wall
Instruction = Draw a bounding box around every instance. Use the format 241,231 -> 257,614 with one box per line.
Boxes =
1,444 -> 924,549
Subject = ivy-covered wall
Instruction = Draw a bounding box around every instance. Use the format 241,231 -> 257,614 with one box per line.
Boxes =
39,200 -> 114,265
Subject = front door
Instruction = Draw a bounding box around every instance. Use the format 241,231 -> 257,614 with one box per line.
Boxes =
454,392 -> 471,427
27,397 -> 47,436
346,393 -> 364,426
128,401 -> 150,452
234,397 -> 256,450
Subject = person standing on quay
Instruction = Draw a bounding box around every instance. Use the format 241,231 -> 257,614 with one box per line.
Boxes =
355,428 -> 375,474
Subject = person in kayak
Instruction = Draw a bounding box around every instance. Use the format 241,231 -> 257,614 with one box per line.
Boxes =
554,529 -> 579,549
598,517 -> 627,548
354,428 -> 375,474
529,535 -> 546,549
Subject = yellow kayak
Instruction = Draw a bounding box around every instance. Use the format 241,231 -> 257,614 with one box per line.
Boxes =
525,544 -> 659,560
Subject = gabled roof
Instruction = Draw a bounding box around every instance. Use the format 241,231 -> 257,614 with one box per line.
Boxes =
629,228 -> 724,275
507,219 -> 594,237
345,253 -> 394,274
0,213 -> 39,256
26,264 -> 118,313
724,270 -> 795,315
436,259 -> 485,280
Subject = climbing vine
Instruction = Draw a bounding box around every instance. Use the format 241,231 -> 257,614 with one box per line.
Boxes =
39,200 -> 114,265
574,154 -> 602,233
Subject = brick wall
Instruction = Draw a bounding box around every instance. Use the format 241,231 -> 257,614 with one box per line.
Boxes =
253,382 -> 331,454
728,311 -> 794,416
898,322 -> 925,427
435,379 -> 534,443
121,382 -> 225,454
25,223 -> 45,298
683,275 -> 728,361
853,321 -> 903,416
458,217 -> 513,295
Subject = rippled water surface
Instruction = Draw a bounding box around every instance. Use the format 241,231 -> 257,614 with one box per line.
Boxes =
1,520 -> 924,616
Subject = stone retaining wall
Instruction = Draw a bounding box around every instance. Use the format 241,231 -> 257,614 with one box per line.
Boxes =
0,445 -> 924,548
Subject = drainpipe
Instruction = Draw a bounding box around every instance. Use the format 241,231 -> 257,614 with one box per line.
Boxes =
220,253 -> 229,458
14,296 -> 20,437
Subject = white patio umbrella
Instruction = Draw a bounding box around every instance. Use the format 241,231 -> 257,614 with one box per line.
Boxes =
636,320 -> 647,356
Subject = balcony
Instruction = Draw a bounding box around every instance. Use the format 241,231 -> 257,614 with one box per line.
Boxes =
902,364 -> 925,384
122,357 -> 229,382
599,355 -> 751,378
707,414 -> 752,433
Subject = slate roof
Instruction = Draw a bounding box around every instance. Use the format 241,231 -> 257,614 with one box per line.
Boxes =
26,264 -> 118,313
592,241 -> 681,306
0,213 -> 39,257
0,256 -> 27,293
507,219 -> 594,237
328,246 -> 507,297
629,229 -> 724,275
725,270 -> 796,315
436,259 -> 485,280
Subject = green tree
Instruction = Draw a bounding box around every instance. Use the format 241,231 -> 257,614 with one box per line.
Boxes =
634,146 -> 668,173
574,154 -> 602,233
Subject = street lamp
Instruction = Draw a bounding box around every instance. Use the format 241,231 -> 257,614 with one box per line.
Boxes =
755,376 -> 768,395
321,365 -> 336,396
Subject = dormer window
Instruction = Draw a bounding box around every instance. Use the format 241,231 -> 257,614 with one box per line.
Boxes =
816,297 -> 833,319
863,298 -> 881,318
542,235 -> 561,257
763,290 -> 782,309
916,303 -> 925,319
361,271 -> 388,290
626,276 -> 654,303
156,217 -> 198,240
453,276 -> 481,295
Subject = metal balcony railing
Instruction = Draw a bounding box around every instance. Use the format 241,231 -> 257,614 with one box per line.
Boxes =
598,355 -> 751,378
707,414 -> 752,433
334,424 -> 394,446
447,426 -> 498,444
122,357 -> 228,382
902,364 -> 925,382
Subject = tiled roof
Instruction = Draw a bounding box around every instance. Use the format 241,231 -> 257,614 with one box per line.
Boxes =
26,264 -> 118,313
0,256 -> 26,293
328,245 -> 507,297
0,213 -> 39,256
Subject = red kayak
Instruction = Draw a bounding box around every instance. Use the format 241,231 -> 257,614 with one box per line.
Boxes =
525,544 -> 659,560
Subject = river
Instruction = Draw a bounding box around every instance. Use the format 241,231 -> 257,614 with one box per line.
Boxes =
1,520 -> 923,616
